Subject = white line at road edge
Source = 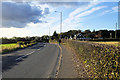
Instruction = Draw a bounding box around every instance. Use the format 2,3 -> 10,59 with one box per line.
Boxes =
37,45 -> 46,50
16,51 -> 35,61
37,49 -> 40,50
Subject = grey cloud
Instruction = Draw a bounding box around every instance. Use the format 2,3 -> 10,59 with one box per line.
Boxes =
2,2 -> 50,28
44,8 -> 50,15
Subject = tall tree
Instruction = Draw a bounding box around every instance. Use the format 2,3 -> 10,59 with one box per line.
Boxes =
52,31 -> 59,40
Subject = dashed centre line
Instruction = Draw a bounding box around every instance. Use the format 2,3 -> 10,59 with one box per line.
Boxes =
15,44 -> 46,61
16,51 -> 35,61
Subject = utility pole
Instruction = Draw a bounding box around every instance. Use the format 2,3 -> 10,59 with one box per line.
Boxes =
60,12 -> 62,34
49,27 -> 50,40
55,11 -> 62,39
60,12 -> 62,39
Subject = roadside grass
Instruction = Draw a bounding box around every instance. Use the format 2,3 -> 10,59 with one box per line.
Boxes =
63,40 -> 120,78
0,43 -> 19,54
93,41 -> 120,47
0,43 -> 18,48
0,42 -> 37,54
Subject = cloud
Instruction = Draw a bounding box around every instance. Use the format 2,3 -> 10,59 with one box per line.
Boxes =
2,2 -> 50,28
43,8 -> 50,15
112,6 -> 118,12
69,1 -> 100,17
0,27 -> 31,38
3,0 -> 120,2
61,5 -> 107,32
50,0 -> 103,32
100,10 -> 111,16
39,2 -> 89,8
76,6 -> 107,18
99,6 -> 118,16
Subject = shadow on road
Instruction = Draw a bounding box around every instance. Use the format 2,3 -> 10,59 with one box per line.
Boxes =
2,43 -> 47,72
30,43 -> 46,49
2,55 -> 28,72
30,45 -> 44,49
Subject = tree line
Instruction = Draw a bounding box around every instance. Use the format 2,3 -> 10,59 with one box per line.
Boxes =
1,29 -> 120,44
51,29 -> 120,40
0,36 -> 49,44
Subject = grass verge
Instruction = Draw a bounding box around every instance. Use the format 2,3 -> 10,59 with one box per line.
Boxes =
62,40 -> 120,78
0,42 -> 37,54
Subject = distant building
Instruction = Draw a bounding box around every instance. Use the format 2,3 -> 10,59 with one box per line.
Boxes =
69,36 -> 73,40
74,33 -> 91,40
75,33 -> 85,39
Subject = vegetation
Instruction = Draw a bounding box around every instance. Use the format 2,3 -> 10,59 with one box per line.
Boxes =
0,35 -> 51,54
94,42 -> 120,47
49,39 -> 58,44
51,31 -> 60,40
1,40 -> 37,54
63,40 -> 120,78
51,29 -> 120,41
0,43 -> 19,53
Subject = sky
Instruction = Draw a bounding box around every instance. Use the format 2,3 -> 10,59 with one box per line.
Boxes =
0,0 -> 119,38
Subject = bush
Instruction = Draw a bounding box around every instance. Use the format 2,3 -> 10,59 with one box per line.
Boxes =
63,40 -> 120,78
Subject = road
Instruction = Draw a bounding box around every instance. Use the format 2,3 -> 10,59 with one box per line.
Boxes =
2,43 -> 60,78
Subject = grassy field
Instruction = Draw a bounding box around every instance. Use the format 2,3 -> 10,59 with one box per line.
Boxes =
93,41 -> 120,47
0,43 -> 18,47
0,43 -> 19,53
0,42 -> 37,54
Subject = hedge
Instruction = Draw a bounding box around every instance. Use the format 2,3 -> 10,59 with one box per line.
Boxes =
63,40 -> 120,78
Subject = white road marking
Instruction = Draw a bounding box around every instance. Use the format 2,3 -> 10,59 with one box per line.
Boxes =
37,45 -> 46,50
16,51 -> 35,61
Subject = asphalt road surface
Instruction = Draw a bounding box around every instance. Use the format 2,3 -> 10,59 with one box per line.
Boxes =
2,43 -> 60,78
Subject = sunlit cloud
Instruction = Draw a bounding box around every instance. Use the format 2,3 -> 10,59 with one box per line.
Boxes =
1,1 -> 118,38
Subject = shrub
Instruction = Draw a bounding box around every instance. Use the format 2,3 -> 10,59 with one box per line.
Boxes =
63,40 -> 120,78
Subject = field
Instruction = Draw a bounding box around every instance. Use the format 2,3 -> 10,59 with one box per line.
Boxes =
0,43 -> 19,53
93,41 -> 120,47
0,41 -> 38,54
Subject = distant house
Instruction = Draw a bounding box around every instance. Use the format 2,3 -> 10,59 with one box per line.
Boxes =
74,33 -> 91,40
75,33 -> 85,39
69,36 -> 73,40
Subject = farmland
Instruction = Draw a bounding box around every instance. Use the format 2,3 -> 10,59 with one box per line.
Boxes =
93,41 -> 120,47
0,43 -> 18,48
0,43 -> 19,54
0,41 -> 37,54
